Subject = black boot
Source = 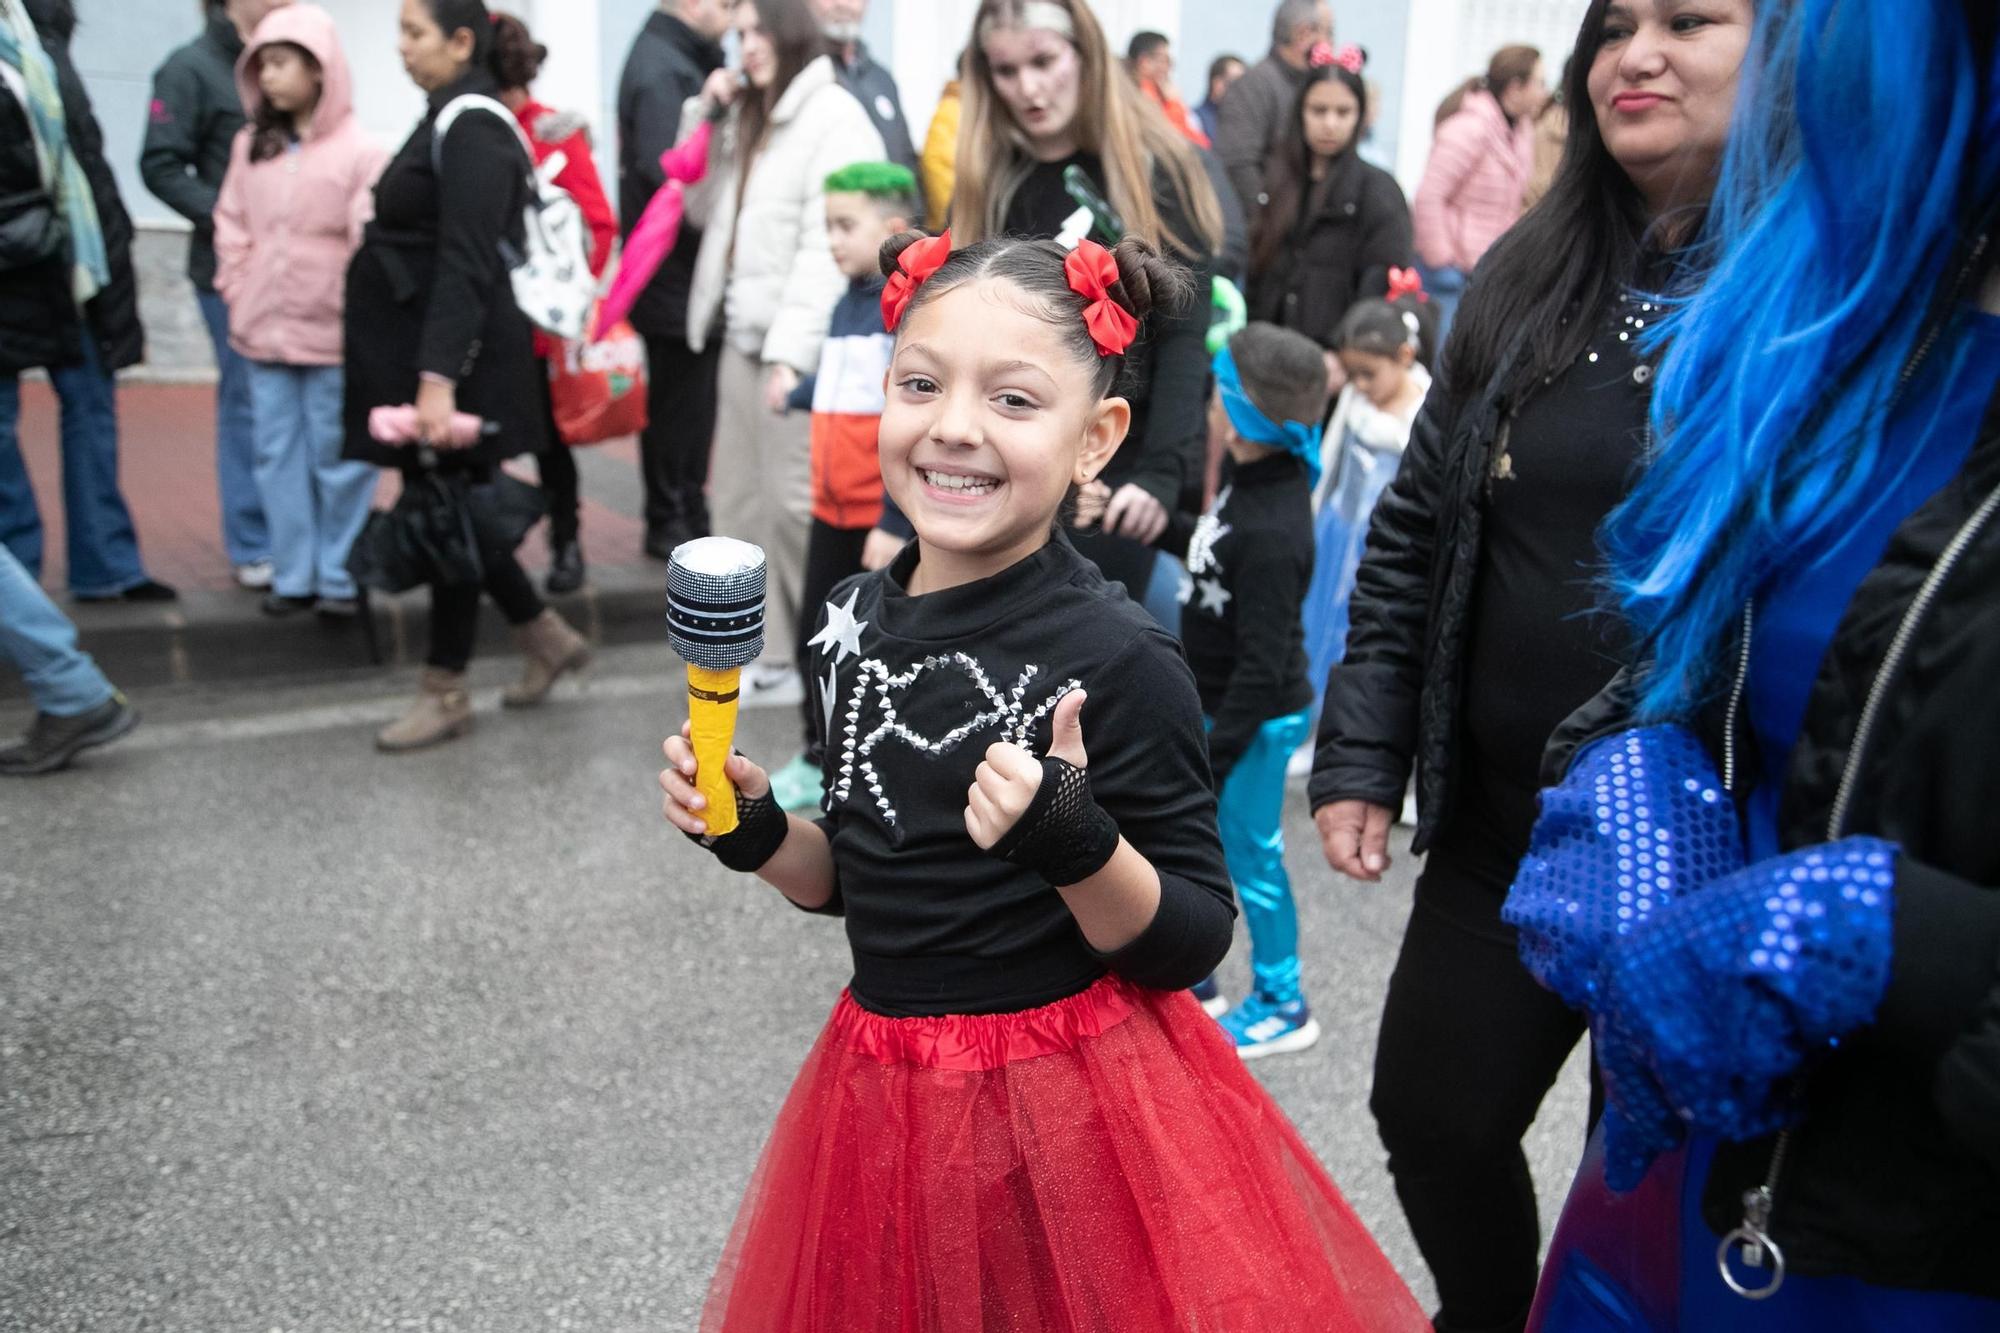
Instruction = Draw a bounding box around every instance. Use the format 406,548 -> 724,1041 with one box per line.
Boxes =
545,538 -> 586,594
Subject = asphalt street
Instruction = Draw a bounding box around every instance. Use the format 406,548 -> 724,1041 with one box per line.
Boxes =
2,644 -> 1589,1331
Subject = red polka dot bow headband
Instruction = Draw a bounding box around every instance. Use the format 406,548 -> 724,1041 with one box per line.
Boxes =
1309,42 -> 1366,74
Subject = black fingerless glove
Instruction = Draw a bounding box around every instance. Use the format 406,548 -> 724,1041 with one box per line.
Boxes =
686,787 -> 790,873
989,758 -> 1121,886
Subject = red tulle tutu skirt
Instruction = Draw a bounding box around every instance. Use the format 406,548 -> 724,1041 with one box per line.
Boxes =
700,976 -> 1428,1332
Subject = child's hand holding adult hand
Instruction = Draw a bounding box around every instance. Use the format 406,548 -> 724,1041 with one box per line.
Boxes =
1071,480 -> 1112,530
660,719 -> 771,836
763,363 -> 800,414
965,690 -> 1088,849
1102,483 -> 1169,543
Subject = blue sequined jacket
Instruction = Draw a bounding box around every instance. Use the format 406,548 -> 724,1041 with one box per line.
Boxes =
1545,388 -> 2000,1298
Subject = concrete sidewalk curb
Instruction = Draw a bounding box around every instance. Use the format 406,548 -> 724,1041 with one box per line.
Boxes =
4,561 -> 673,699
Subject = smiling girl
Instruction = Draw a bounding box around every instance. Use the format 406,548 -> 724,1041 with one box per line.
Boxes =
661,231 -> 1426,1332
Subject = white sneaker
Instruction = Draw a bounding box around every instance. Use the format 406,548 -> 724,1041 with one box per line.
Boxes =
1285,738 -> 1314,781
740,662 -> 804,709
234,560 -> 274,590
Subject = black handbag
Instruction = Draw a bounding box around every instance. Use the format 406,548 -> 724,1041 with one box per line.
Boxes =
0,187 -> 64,272
346,450 -> 548,593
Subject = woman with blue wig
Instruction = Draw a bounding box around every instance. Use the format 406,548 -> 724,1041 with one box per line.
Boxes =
1508,0 -> 2000,1327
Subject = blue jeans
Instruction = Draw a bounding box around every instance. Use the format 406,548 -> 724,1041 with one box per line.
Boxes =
0,540 -> 114,715
247,363 -> 374,599
196,290 -> 268,566
1213,708 -> 1315,1005
1418,262 -> 1469,354
0,339 -> 150,597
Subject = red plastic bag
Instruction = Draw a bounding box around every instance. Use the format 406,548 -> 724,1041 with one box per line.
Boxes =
548,312 -> 648,446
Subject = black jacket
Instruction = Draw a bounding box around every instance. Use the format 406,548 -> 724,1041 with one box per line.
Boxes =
832,44 -> 923,219
1001,155 -> 1215,514
614,11 -> 723,342
1160,452 -> 1316,783
1304,329 -> 1526,845
19,0 -> 142,372
0,71 -> 79,375
1248,154 -> 1412,349
139,14 -> 243,293
342,71 -> 544,469
1545,383 -> 2000,1298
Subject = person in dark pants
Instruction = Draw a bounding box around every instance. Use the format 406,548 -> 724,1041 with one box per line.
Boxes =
342,0 -> 588,752
141,0 -> 289,589
0,0 -> 172,605
616,0 -> 729,558
1305,5 -> 1747,1330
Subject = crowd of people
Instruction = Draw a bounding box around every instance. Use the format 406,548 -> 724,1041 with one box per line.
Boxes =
5,0 -> 2000,1330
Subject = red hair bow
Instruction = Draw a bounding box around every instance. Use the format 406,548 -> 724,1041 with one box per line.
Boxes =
881,229 -> 953,333
1063,239 -> 1138,358
1386,266 -> 1427,302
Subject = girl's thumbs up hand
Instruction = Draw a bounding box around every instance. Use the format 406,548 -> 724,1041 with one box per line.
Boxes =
964,690 -> 1088,850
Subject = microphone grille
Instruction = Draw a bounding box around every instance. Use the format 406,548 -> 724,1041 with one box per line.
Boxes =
667,537 -> 767,670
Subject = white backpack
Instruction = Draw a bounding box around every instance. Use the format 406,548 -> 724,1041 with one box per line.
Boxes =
432,95 -> 595,342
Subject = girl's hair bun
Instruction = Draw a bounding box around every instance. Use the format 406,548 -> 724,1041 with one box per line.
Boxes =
879,229 -> 934,281
1108,236 -> 1195,326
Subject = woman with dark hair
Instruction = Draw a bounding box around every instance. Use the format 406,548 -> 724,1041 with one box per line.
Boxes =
489,9 -> 616,596
1510,0 -> 2000,1327
953,0 -> 1226,603
342,0 -> 590,752
1245,43 -> 1411,374
681,0 -> 883,709
1411,43 -> 1547,341
1306,3 -> 1752,1330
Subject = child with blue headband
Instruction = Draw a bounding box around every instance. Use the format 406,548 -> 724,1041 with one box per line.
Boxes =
1159,321 -> 1328,1056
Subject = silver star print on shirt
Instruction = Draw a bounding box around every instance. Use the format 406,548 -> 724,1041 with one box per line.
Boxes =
809,589 -> 869,781
808,589 -> 868,664
1195,577 -> 1233,616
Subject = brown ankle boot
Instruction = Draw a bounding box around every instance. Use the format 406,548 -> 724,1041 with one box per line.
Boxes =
502,608 -> 591,708
376,667 -> 473,752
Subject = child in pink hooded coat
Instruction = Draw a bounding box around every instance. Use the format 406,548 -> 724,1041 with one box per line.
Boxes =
213,3 -> 387,617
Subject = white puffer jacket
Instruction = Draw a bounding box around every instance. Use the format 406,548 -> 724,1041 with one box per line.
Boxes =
681,56 -> 884,372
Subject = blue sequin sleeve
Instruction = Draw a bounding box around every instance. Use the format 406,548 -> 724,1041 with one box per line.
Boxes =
1504,726 -> 1746,1010
1594,837 -> 1899,1189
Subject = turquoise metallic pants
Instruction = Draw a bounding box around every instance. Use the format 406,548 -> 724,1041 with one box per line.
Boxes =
1212,708 -> 1314,1005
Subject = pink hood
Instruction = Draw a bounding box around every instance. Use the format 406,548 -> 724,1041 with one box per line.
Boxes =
211,3 -> 386,365
234,2 -> 355,139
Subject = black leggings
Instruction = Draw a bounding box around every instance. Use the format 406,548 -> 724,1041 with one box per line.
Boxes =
1370,846 -> 1589,1333
794,520 -> 869,760
535,373 -> 580,546
424,503 -> 546,672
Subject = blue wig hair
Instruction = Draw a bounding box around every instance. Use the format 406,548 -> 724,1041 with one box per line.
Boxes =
1606,0 -> 2000,719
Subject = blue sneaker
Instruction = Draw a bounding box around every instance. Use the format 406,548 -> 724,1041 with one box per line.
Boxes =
1221,993 -> 1322,1060
767,752 -> 825,813
1190,975 -> 1228,1017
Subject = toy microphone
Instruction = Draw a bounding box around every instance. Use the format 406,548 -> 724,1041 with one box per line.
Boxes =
666,537 -> 767,836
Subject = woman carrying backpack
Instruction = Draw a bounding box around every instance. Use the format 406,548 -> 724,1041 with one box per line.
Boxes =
342,0 -> 589,753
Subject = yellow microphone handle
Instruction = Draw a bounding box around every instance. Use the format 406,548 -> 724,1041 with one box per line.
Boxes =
687,663 -> 743,836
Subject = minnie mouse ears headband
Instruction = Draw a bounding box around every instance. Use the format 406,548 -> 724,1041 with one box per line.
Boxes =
1309,42 -> 1367,74
881,231 -> 1139,358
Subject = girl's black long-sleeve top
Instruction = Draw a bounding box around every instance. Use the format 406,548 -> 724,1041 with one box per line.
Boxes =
1158,452 -> 1317,784
796,534 -> 1237,1017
